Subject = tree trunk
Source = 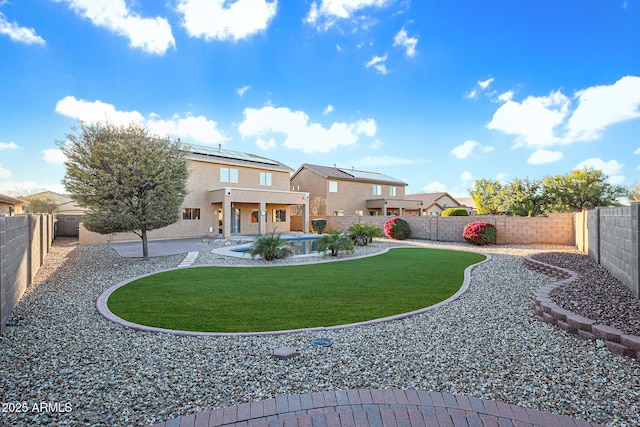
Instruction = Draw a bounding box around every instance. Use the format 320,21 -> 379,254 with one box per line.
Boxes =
141,228 -> 149,261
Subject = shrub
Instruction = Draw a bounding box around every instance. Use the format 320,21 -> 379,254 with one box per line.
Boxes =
441,208 -> 469,217
248,231 -> 292,261
348,223 -> 383,246
383,217 -> 411,240
316,229 -> 354,257
462,222 -> 496,246
311,219 -> 327,234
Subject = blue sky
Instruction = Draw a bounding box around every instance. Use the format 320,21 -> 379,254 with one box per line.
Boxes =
1,0 -> 639,198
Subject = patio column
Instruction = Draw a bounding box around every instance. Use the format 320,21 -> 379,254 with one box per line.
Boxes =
259,201 -> 267,235
302,197 -> 310,233
398,207 -> 403,216
222,190 -> 232,239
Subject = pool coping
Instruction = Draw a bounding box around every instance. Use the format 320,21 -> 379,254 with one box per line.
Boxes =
96,246 -> 490,337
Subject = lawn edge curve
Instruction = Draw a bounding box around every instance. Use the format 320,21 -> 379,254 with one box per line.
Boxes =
96,247 -> 491,337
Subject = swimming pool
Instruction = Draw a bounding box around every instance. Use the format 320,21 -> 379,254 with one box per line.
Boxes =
229,236 -> 321,257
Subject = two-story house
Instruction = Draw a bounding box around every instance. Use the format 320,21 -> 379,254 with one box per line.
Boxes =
290,164 -> 423,217
80,143 -> 310,243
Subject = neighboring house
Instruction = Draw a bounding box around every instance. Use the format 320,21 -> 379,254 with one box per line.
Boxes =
290,164 -> 423,217
0,193 -> 29,216
406,192 -> 470,216
21,191 -> 88,214
455,197 -> 478,215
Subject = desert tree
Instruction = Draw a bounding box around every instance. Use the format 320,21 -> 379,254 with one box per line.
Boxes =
58,121 -> 189,260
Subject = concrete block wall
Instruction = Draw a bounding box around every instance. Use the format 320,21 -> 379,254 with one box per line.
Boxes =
326,214 -> 575,246
0,214 -> 54,335
596,205 -> 639,298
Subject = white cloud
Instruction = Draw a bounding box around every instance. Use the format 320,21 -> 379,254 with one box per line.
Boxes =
147,115 -> 228,145
575,158 -> 624,184
305,0 -> 392,29
238,105 -> 376,153
55,0 -> 175,55
0,12 -> 45,45
487,90 -> 570,148
478,77 -> 494,90
55,96 -> 227,145
55,96 -> 144,125
256,137 -> 276,150
0,165 -> 12,179
423,181 -> 446,192
178,0 -> 277,42
237,85 -> 251,97
564,75 -> 640,142
42,149 -> 67,164
0,142 -> 18,150
451,140 -> 493,159
393,27 -> 417,57
496,172 -> 509,181
323,104 -> 334,114
365,53 -> 388,74
465,89 -> 478,99
460,171 -> 473,181
487,76 -> 640,150
369,139 -> 383,150
527,149 -> 564,164
351,155 -> 424,167
335,44 -> 342,51
0,179 -> 66,195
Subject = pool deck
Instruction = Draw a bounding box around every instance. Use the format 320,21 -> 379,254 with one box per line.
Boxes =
150,389 -> 604,427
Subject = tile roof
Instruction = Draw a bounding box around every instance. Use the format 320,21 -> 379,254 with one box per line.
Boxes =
295,164 -> 407,185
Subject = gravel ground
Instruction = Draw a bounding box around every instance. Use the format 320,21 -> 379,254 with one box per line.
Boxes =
1,238 -> 639,427
531,252 -> 640,337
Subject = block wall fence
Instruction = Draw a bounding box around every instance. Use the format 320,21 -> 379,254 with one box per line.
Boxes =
0,214 -> 54,335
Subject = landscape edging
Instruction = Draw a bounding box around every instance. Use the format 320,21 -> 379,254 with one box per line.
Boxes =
524,255 -> 640,362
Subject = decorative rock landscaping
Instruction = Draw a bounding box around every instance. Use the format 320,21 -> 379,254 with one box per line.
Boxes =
0,239 -> 639,427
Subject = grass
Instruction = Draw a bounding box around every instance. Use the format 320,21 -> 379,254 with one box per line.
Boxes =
107,248 -> 485,332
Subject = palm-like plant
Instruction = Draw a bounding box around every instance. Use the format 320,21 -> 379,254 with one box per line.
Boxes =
316,229 -> 355,257
348,223 -> 383,246
248,231 -> 292,261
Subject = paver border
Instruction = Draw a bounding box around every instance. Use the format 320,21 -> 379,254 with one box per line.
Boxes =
525,255 -> 640,362
96,247 -> 490,337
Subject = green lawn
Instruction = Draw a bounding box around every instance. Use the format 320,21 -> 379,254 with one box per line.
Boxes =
107,248 -> 485,332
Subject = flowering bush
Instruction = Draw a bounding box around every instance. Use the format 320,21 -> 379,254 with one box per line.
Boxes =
462,221 -> 496,246
384,217 -> 411,240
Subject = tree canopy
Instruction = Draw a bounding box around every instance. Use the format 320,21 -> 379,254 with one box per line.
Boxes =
59,122 -> 190,260
468,167 -> 628,216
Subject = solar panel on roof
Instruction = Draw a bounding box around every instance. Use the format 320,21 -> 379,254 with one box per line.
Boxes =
186,143 -> 280,166
338,168 -> 405,184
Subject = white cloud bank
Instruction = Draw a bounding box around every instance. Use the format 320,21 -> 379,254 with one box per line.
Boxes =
55,0 -> 175,55
55,96 -> 227,145
575,158 -> 625,184
42,149 -> 67,164
0,164 -> 12,179
487,75 -> 640,149
365,53 -> 388,75
527,149 -> 563,165
178,0 -> 277,41
238,105 -> 376,153
0,142 -> 19,150
0,12 -> 45,45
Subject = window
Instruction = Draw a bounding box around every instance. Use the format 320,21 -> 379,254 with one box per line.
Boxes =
369,211 -> 378,216
390,186 -> 396,196
329,181 -> 338,192
332,210 -> 344,216
251,209 -> 259,223
260,172 -> 272,186
182,208 -> 201,220
273,209 -> 286,222
355,210 -> 364,216
220,167 -> 238,183
373,185 -> 382,195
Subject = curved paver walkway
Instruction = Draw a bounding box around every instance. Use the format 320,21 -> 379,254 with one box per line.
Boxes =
149,389 -> 604,427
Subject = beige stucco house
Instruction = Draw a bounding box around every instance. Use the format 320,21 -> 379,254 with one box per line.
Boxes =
81,144 -> 309,243
0,193 -> 29,216
290,164 -> 422,217
406,192 -> 474,216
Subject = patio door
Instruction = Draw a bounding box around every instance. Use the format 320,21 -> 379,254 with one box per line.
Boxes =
231,208 -> 241,234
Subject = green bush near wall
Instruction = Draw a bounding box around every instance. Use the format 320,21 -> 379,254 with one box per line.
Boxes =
442,208 -> 469,216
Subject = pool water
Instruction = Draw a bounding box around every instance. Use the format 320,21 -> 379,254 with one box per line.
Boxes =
231,237 -> 320,256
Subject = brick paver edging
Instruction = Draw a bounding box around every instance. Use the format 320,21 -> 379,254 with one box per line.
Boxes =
524,256 -> 640,362
149,389 -> 605,427
96,248 -> 490,337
